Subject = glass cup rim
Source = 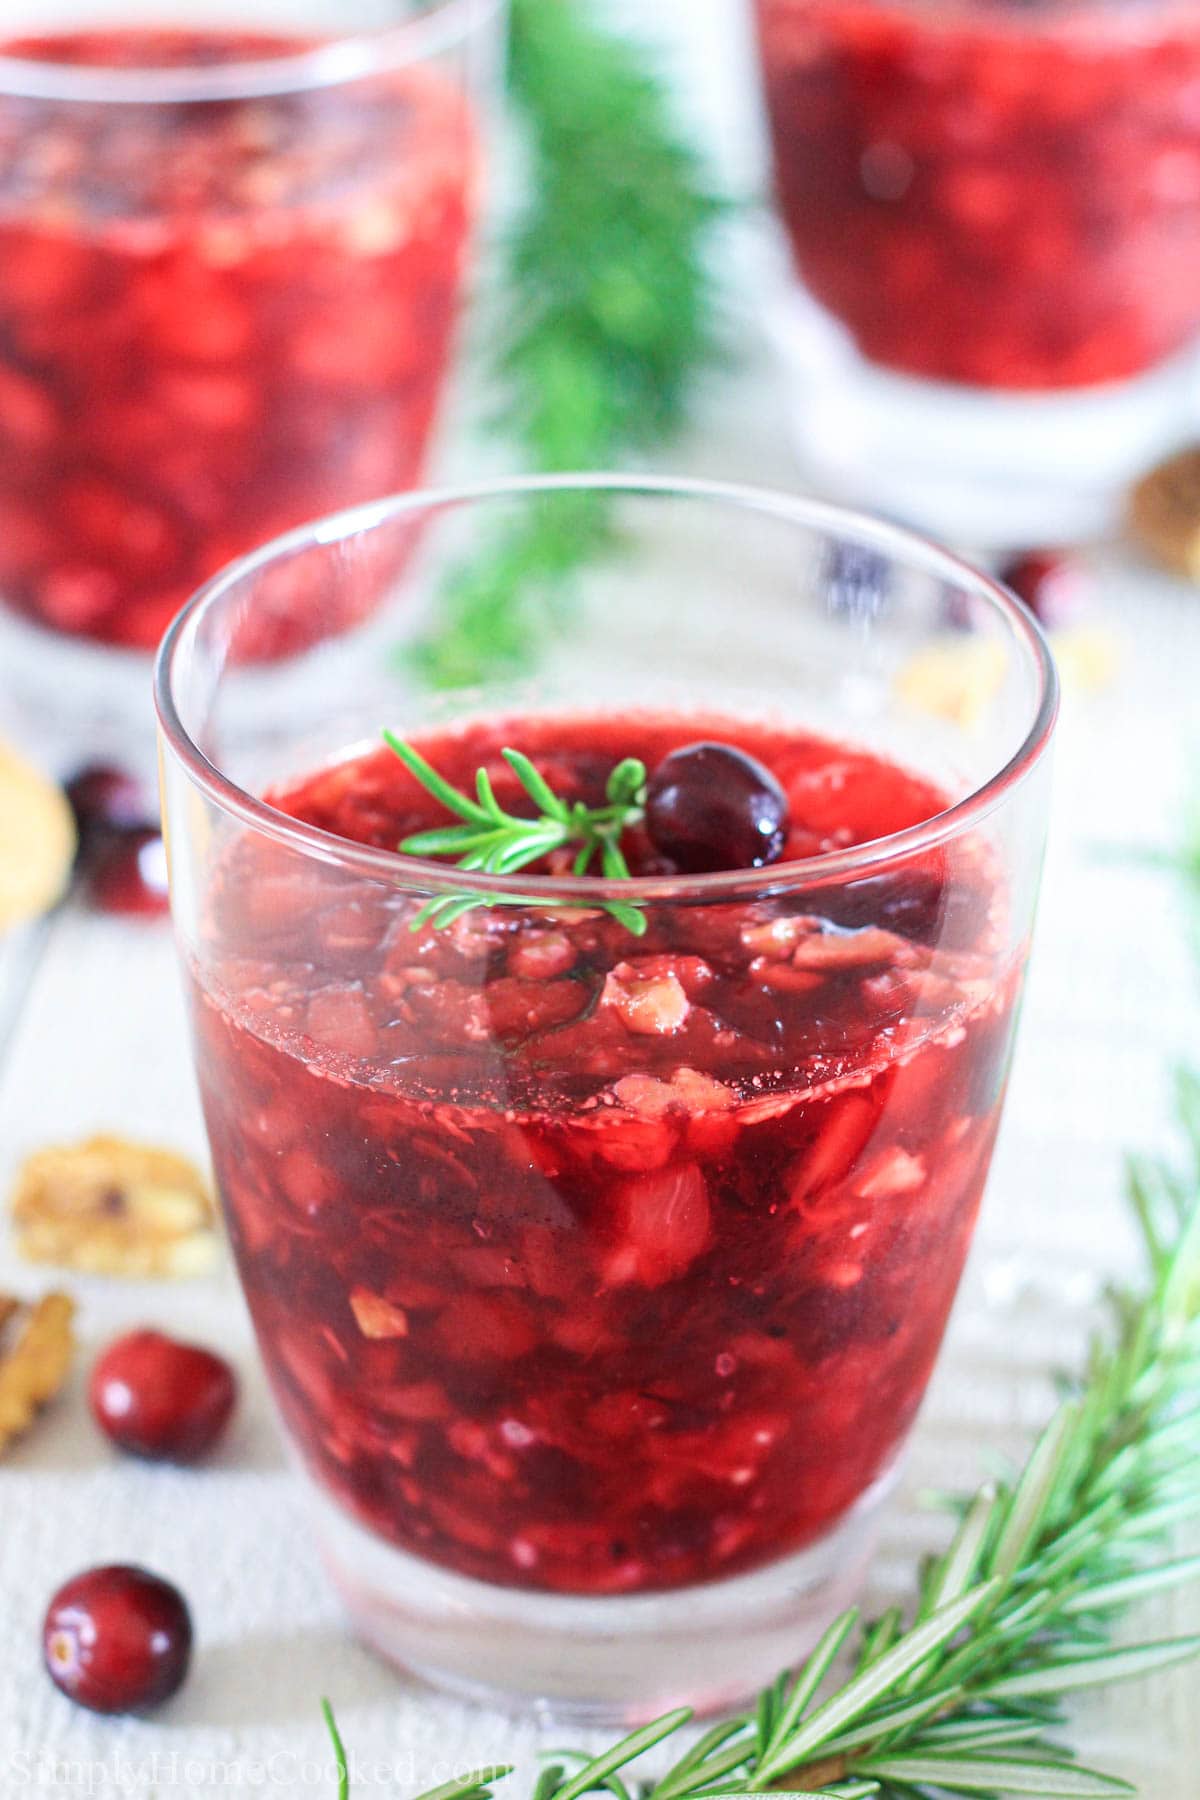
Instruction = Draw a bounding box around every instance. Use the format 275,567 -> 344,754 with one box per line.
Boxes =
154,471 -> 1060,908
0,0 -> 500,104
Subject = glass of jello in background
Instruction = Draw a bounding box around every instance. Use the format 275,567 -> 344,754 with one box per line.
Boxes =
155,476 -> 1058,1717
753,0 -> 1200,547
0,1 -> 494,727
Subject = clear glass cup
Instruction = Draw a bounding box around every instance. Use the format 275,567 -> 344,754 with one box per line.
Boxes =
753,0 -> 1200,547
155,474 -> 1058,1719
0,1 -> 498,753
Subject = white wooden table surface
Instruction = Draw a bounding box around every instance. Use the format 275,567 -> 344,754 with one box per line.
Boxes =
2,240 -> 1200,1796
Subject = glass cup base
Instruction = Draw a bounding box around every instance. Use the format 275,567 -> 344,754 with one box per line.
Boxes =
765,284 -> 1200,551
306,1462 -> 900,1724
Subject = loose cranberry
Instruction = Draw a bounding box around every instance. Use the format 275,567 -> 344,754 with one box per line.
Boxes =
998,550 -> 1092,631
644,742 -> 789,873
65,762 -> 169,916
43,1566 -> 192,1714
65,763 -> 149,842
85,827 -> 170,916
90,1329 -> 237,1463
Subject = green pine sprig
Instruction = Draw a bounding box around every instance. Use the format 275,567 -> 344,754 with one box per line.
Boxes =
324,1072 -> 1200,1799
410,0 -> 723,688
385,733 -> 648,934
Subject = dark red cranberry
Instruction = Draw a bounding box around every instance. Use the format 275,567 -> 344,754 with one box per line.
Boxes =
998,550 -> 1092,631
43,1565 -> 192,1714
90,1329 -> 237,1463
65,763 -> 150,843
85,827 -> 170,916
65,762 -> 169,917
644,742 -> 789,873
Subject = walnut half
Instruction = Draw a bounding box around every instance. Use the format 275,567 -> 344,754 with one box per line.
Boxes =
11,1135 -> 219,1279
0,1291 -> 75,1455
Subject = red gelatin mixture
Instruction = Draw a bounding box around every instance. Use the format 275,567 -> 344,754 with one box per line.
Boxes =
0,30 -> 476,654
756,0 -> 1200,389
191,715 -> 1020,1596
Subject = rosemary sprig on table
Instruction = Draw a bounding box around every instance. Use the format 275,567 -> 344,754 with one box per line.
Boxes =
322,1075 -> 1200,1799
410,0 -> 722,688
386,733 -> 648,934
321,1699 -> 349,1800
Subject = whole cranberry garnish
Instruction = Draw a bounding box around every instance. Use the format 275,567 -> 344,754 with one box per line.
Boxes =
644,742 -> 789,873
86,827 -> 170,916
90,1329 -> 237,1463
65,763 -> 149,843
998,550 -> 1092,631
43,1565 -> 192,1714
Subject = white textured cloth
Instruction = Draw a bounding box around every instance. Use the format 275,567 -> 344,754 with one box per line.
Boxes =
2,311 -> 1200,1797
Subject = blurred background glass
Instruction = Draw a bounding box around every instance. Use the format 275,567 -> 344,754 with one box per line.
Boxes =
0,0 -> 498,752
752,0 -> 1200,546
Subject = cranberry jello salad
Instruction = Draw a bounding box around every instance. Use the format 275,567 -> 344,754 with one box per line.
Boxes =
191,713 -> 1017,1596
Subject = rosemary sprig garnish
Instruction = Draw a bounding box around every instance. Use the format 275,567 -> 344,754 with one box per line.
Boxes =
385,734 -> 648,934
410,0 -> 722,688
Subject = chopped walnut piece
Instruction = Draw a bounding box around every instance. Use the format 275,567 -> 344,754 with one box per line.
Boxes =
858,1148 -> 927,1200
0,1291 -> 75,1454
740,915 -> 824,959
602,964 -> 690,1036
612,1068 -> 737,1118
11,1135 -> 219,1278
507,931 -> 577,981
668,1068 -> 738,1112
790,926 -> 914,972
350,1288 -> 409,1340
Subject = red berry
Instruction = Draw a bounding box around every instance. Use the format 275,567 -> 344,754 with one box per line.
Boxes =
644,742 -> 789,873
998,550 -> 1092,631
65,763 -> 150,841
86,827 -> 170,916
43,1565 -> 192,1714
65,763 -> 169,917
90,1329 -> 237,1463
